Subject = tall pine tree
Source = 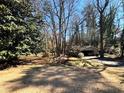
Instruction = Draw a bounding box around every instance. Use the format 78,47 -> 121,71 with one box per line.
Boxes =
0,0 -> 43,61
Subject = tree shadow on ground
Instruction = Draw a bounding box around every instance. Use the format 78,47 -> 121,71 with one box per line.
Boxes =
6,65 -> 123,93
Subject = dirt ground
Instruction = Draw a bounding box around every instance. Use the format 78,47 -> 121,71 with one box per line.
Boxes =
0,64 -> 124,93
82,56 -> 124,84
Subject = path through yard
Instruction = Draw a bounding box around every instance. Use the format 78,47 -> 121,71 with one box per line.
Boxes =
0,65 -> 124,93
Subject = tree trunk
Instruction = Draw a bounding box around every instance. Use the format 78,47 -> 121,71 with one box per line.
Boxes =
120,29 -> 124,58
99,14 -> 104,58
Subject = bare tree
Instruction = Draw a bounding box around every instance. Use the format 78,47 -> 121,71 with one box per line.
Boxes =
82,4 -> 97,46
69,15 -> 81,46
104,6 -> 117,49
42,0 -> 77,56
120,0 -> 124,57
95,0 -> 110,58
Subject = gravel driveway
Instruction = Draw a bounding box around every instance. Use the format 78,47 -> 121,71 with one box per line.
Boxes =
0,65 -> 123,93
